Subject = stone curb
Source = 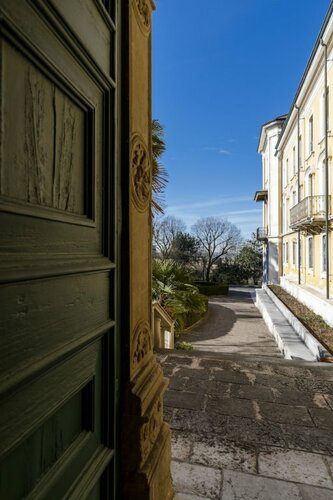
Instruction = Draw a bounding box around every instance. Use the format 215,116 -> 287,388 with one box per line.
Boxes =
255,289 -> 316,361
264,285 -> 330,361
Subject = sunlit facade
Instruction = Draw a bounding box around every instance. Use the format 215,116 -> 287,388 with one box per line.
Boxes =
256,4 -> 333,326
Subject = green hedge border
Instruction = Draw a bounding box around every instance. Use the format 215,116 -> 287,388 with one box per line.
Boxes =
192,282 -> 229,296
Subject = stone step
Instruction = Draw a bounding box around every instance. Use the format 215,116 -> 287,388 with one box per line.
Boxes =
255,289 -> 316,362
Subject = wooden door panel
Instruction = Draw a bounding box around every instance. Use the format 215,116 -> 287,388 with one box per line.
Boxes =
0,272 -> 113,395
0,0 -> 117,497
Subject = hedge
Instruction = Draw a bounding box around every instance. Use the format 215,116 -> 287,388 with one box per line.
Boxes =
192,282 -> 229,296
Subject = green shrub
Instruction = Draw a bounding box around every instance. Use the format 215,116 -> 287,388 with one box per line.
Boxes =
175,341 -> 193,351
192,282 -> 229,296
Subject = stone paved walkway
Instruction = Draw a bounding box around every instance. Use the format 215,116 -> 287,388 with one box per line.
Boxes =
158,350 -> 333,499
184,287 -> 282,357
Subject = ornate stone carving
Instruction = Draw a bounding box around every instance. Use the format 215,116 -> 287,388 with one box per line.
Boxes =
131,134 -> 151,212
132,320 -> 152,371
141,396 -> 163,463
133,0 -> 151,34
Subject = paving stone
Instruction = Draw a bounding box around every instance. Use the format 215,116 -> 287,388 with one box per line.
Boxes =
298,484 -> 333,500
169,408 -> 228,435
212,369 -> 250,385
171,431 -> 192,461
164,390 -> 205,410
296,377 -> 333,395
325,455 -> 333,477
255,373 -> 298,391
171,460 -> 222,499
324,394 -> 333,410
230,383 -> 275,402
191,440 -> 256,473
166,355 -> 193,365
282,424 -> 333,455
174,494 -> 207,500
176,367 -> 210,381
258,448 -> 333,488
272,388 -> 315,407
186,380 -> 230,397
309,408 -> 333,430
207,396 -> 255,418
226,416 -> 286,447
312,394 -> 331,409
258,402 -> 314,426
163,406 -> 174,423
221,470 -> 302,500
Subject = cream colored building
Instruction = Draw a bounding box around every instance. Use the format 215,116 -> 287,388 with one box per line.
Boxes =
257,4 -> 333,327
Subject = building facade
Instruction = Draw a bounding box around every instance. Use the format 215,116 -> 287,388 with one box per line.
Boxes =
256,116 -> 286,284
257,3 -> 333,326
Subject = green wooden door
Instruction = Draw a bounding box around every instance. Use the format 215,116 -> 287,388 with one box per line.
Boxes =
0,1 -> 119,497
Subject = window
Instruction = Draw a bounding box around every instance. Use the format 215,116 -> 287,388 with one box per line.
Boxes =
293,146 -> 296,175
327,87 -> 330,130
285,242 -> 289,264
299,135 -> 302,166
283,160 -> 287,187
292,240 -> 297,266
321,90 -> 326,138
308,115 -> 313,154
299,238 -> 302,266
322,234 -> 327,272
321,87 -> 330,136
286,159 -> 289,182
308,237 -> 313,269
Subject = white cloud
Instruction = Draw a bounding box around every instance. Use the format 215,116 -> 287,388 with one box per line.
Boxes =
219,149 -> 231,155
167,195 -> 252,213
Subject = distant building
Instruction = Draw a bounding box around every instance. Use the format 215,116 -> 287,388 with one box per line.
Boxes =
256,115 -> 287,284
256,3 -> 333,326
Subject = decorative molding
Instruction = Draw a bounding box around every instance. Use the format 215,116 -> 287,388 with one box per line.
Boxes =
132,0 -> 151,35
141,395 -> 163,463
131,134 -> 151,212
132,320 -> 152,372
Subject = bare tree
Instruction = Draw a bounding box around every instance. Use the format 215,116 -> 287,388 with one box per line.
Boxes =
192,217 -> 242,282
153,216 -> 186,258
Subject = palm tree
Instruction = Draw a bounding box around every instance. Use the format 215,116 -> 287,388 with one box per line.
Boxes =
152,119 -> 168,214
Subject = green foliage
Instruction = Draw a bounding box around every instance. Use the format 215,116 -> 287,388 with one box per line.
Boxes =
175,341 -> 193,351
213,234 -> 262,285
169,232 -> 200,265
152,259 -> 208,331
193,282 -> 229,296
152,119 -> 168,215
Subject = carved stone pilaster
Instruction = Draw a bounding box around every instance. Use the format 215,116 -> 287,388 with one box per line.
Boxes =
121,0 -> 173,498
131,135 -> 151,213
132,0 -> 152,34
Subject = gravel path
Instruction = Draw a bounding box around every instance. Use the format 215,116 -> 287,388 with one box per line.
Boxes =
184,286 -> 281,357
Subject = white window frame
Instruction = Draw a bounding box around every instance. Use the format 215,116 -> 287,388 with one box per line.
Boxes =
292,240 -> 297,267
293,146 -> 296,175
308,115 -> 313,155
307,236 -> 313,273
321,90 -> 326,140
321,233 -> 327,274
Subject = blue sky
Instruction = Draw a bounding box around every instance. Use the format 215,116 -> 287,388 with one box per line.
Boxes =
152,0 -> 331,238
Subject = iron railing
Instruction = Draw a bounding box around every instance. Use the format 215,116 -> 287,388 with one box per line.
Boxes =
290,195 -> 329,227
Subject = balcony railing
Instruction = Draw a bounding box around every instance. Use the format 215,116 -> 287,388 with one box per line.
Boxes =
290,195 -> 330,232
256,227 -> 268,241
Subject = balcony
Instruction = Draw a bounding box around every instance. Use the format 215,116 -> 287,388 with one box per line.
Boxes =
290,195 -> 330,234
254,190 -> 268,202
256,227 -> 268,241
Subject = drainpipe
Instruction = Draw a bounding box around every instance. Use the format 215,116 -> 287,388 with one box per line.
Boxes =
295,104 -> 301,285
321,38 -> 330,299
